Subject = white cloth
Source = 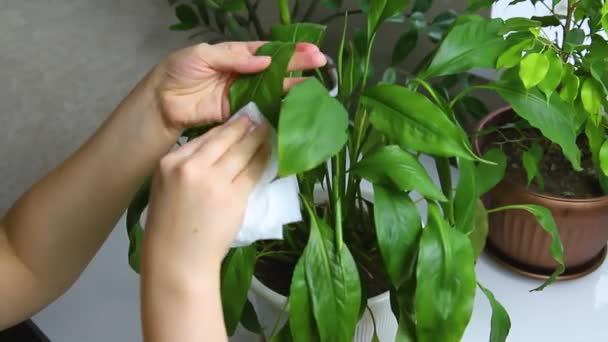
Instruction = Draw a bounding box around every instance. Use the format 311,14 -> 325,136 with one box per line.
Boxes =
229,102 -> 302,247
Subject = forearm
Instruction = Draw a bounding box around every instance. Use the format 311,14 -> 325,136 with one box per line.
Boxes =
1,69 -> 179,306
141,263 -> 227,342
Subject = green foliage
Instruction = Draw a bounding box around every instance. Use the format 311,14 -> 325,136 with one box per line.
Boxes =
522,142 -> 545,190
519,53 -> 550,89
478,284 -> 511,342
221,246 -> 257,335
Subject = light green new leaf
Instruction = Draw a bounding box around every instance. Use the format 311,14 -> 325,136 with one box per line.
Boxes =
303,200 -> 362,342
289,254 -> 320,342
362,84 -> 476,160
423,18 -> 507,78
373,184 -> 423,288
497,17 -> 541,35
278,78 -> 349,176
454,158 -> 477,234
581,78 -> 604,125
519,53 -> 550,89
230,42 -> 296,125
497,205 -> 564,291
600,139 -> 608,176
351,146 -> 446,201
560,64 -> 580,103
478,283 -> 511,342
475,148 -> 507,196
469,200 -> 489,260
522,142 -> 544,189
496,38 -> 534,69
220,246 -> 257,336
392,31 -> 418,65
415,203 -> 476,342
485,81 -> 582,170
271,23 -> 327,45
538,50 -> 564,101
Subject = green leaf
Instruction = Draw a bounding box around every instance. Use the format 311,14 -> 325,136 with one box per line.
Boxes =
478,284 -> 512,342
220,246 -> 257,335
225,13 -> 251,40
270,323 -> 294,342
303,200 -> 362,342
496,38 -> 534,69
498,17 -> 541,35
454,158 -> 477,234
423,18 -> 507,78
413,0 -> 432,12
427,10 -> 457,42
519,53 -> 550,89
339,43 -> 362,101
382,67 -> 397,83
278,78 -> 349,176
408,12 -> 426,31
475,148 -> 507,196
352,146 -> 447,201
126,178 -> 151,273
373,184 -> 423,288
560,64 -> 580,103
538,50 -> 564,101
368,0 -> 410,34
415,203 -> 476,342
175,4 -> 200,25
586,119 -> 605,165
467,0 -> 494,11
169,22 -> 197,31
271,23 -> 327,45
204,0 -> 221,9
288,254 -> 320,342
522,142 -> 544,189
459,95 -> 489,119
486,81 -> 582,171
564,28 -> 585,53
192,0 -> 210,25
469,200 -> 489,260
531,15 -> 563,27
590,59 -> 608,92
362,84 -> 476,160
222,0 -> 246,11
241,300 -> 263,334
322,0 -> 343,9
392,31 -> 418,65
230,42 -> 296,125
600,139 -> 608,176
581,78 -> 604,124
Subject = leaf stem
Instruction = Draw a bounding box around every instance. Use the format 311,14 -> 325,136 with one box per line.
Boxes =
319,9 -> 364,25
562,0 -> 576,54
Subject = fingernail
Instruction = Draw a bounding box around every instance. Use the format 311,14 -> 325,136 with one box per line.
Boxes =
296,43 -> 320,52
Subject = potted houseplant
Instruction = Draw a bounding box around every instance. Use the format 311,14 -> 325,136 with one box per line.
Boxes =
125,0 -> 567,341
465,0 -> 608,279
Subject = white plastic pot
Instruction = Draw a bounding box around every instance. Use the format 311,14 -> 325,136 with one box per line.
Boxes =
249,276 -> 398,341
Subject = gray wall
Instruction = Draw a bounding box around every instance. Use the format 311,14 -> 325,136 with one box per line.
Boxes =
1,1 -> 496,341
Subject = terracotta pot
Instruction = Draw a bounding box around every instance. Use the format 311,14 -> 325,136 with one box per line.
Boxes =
473,107 -> 608,279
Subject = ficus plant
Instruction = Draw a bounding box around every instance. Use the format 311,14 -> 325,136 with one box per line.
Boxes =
124,0 -> 571,341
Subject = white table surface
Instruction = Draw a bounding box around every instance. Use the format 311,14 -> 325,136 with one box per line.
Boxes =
33,214 -> 608,342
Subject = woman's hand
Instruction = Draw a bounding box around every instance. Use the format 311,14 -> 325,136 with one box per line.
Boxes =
142,115 -> 270,279
153,41 -> 326,132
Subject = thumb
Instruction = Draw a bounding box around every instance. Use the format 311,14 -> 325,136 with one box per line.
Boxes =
199,42 -> 272,74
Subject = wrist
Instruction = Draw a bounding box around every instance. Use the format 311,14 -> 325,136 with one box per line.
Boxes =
145,63 -> 184,140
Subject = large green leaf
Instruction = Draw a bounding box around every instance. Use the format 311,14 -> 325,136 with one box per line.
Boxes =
495,205 -> 564,291
352,145 -> 446,201
415,203 -> 476,342
278,78 -> 349,176
271,23 -> 327,45
362,84 -> 476,160
230,42 -> 296,125
373,184 -> 423,288
126,178 -> 151,273
288,254 -> 320,342
220,246 -> 257,335
485,81 -> 582,170
454,158 -> 477,234
469,200 -> 489,260
475,148 -> 507,196
303,200 -> 362,342
478,283 -> 511,342
422,18 -> 507,78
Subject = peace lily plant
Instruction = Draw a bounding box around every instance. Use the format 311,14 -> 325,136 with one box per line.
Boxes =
124,0 -> 573,341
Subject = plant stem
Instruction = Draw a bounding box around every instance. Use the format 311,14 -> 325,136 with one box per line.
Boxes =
319,9 -> 364,25
302,0 -> 320,21
245,0 -> 266,39
562,0 -> 576,53
277,0 -> 292,25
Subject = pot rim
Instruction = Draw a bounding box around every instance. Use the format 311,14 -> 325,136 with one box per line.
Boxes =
250,275 -> 391,307
473,106 -> 608,203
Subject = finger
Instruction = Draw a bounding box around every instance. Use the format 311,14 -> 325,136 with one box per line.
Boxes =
215,123 -> 270,178
234,143 -> 272,192
193,115 -> 254,164
199,42 -> 271,74
283,77 -> 309,92
287,50 -> 327,72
